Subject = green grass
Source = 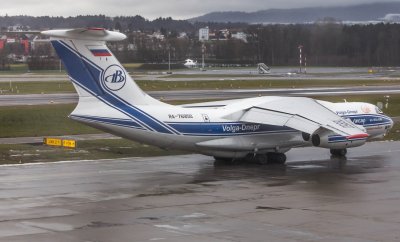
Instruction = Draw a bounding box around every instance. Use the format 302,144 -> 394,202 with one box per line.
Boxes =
0,77 -> 399,95
0,138 -> 187,164
137,79 -> 400,91
0,81 -> 75,94
385,122 -> 400,141
3,64 -> 29,73
0,104 -> 98,138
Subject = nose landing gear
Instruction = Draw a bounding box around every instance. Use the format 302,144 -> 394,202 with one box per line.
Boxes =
330,148 -> 347,157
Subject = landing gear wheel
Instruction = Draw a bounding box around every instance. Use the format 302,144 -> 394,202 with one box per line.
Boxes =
267,153 -> 287,165
330,149 -> 347,157
254,154 -> 268,165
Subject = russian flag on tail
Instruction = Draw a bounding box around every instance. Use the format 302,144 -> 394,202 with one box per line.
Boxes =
90,48 -> 112,57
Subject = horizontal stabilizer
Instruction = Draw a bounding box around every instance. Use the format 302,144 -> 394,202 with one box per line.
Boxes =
41,28 -> 126,41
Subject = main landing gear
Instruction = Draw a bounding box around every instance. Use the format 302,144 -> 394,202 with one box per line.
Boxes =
214,152 -> 287,165
330,148 -> 347,157
250,152 -> 287,165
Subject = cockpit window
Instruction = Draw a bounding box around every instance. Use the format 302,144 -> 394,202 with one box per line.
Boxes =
375,106 -> 383,114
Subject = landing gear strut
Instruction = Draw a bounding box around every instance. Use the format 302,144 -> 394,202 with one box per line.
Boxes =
330,148 -> 347,157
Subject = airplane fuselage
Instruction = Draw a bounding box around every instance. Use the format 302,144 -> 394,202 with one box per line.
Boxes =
70,96 -> 393,158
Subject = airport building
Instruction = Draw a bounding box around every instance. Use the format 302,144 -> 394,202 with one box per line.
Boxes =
199,27 -> 209,41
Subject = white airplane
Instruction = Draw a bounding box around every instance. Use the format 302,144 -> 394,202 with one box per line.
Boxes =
42,28 -> 394,164
184,59 -> 198,68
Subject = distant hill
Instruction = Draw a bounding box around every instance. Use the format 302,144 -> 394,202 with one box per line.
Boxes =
189,2 -> 400,23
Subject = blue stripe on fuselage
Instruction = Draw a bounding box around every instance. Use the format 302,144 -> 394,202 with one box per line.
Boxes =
70,116 -> 297,136
166,122 -> 295,136
70,115 -> 143,129
344,114 -> 392,127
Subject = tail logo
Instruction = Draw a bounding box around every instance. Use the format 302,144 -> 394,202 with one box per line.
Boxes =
102,65 -> 126,91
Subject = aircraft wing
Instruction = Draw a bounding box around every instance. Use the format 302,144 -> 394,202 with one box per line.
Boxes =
223,97 -> 366,137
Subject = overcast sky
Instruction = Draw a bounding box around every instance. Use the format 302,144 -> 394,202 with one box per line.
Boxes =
0,0 -> 397,19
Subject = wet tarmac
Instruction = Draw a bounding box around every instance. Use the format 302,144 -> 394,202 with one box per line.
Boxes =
0,141 -> 400,241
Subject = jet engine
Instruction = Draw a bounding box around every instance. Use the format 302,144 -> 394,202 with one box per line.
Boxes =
303,129 -> 368,149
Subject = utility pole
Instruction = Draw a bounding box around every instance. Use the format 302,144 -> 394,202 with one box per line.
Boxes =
298,45 -> 303,74
168,49 -> 171,73
304,55 -> 307,74
167,44 -> 172,74
201,43 -> 206,71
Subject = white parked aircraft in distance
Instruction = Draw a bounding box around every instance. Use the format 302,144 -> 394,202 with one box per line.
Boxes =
184,59 -> 198,68
42,28 -> 394,164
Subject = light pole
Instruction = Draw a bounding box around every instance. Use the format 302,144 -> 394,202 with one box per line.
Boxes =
304,55 -> 307,74
201,43 -> 206,71
168,48 -> 171,73
167,44 -> 172,74
298,45 -> 303,74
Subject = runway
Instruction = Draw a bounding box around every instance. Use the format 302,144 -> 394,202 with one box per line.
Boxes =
0,66 -> 399,84
0,141 -> 400,241
1,85 -> 400,106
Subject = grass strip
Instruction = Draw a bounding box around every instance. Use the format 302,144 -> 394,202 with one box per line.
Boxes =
0,104 -> 98,138
0,138 -> 187,164
0,78 -> 399,94
137,79 -> 400,91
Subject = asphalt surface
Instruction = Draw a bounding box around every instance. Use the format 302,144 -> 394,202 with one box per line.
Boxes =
0,93 -> 77,106
1,85 -> 400,106
0,66 -> 399,83
0,74 -> 69,82
0,141 -> 399,241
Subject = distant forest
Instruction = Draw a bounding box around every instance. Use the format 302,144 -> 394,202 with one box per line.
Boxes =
247,23 -> 400,66
1,15 -> 400,66
0,15 -> 247,32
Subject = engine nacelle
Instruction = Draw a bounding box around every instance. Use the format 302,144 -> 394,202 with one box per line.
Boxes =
308,130 -> 368,149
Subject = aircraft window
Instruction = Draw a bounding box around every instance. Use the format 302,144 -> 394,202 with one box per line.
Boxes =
375,106 -> 383,114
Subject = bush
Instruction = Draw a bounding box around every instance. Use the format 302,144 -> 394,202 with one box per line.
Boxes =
27,57 -> 61,70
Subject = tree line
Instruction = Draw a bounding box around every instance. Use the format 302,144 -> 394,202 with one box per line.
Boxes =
2,15 -> 400,66
245,23 -> 400,67
110,23 -> 400,67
